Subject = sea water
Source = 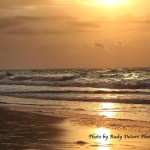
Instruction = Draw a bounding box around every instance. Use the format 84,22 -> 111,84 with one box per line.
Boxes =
0,68 -> 149,121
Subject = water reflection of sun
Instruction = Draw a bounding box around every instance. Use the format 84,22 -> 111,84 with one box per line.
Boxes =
96,127 -> 111,144
100,103 -> 117,118
95,127 -> 111,150
98,147 -> 110,150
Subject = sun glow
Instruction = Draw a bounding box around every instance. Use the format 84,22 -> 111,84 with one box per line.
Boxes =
101,0 -> 124,6
85,0 -> 126,7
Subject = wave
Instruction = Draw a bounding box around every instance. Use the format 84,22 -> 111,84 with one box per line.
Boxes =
0,79 -> 149,89
0,93 -> 149,104
0,68 -> 149,89
0,89 -> 149,95
0,85 -> 149,104
9,75 -> 78,82
31,75 -> 78,82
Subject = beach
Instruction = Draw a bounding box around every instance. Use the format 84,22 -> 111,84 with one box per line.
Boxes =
0,106 -> 67,150
0,96 -> 150,150
0,0 -> 150,148
0,69 -> 150,149
0,0 -> 150,147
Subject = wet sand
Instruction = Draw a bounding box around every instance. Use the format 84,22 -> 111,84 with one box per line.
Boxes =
0,99 -> 150,150
0,107 -> 67,150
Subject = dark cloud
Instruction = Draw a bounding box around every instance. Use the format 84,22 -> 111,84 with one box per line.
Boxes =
0,15 -> 74,32
70,21 -> 101,27
0,0 -> 55,8
0,15 -> 73,24
3,27 -> 82,35
94,43 -> 105,49
117,41 -> 124,46
15,15 -> 73,21
116,39 -> 129,47
0,17 -> 22,29
3,27 -> 39,35
0,15 -> 100,35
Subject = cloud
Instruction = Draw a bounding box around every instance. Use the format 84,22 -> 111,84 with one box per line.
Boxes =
117,41 -> 125,46
15,15 -> 73,21
0,15 -> 101,35
0,0 -> 56,8
3,27 -> 39,35
0,15 -> 74,33
117,13 -> 150,24
94,42 -> 105,49
0,15 -> 73,25
116,39 -> 130,47
70,21 -> 101,27
2,27 -> 83,35
0,17 -> 22,29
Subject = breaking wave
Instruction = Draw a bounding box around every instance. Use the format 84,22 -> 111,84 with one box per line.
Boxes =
0,68 -> 149,104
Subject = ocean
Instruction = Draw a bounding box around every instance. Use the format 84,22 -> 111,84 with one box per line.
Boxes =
0,68 -> 150,122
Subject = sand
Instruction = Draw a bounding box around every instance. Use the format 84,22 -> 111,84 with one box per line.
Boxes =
0,98 -> 150,150
0,107 -> 67,150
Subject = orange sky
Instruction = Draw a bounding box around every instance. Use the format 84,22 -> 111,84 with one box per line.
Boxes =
0,0 -> 150,69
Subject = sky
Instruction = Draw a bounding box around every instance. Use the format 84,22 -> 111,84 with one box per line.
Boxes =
0,0 -> 150,69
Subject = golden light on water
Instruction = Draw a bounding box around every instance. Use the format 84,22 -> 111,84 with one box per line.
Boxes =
96,128 -> 111,144
100,103 -> 117,118
98,147 -> 110,150
102,103 -> 115,109
95,127 -> 111,150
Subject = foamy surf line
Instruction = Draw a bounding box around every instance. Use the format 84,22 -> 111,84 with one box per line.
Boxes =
0,92 -> 150,104
0,96 -> 150,122
0,81 -> 149,89
0,68 -> 150,89
0,85 -> 150,104
0,85 -> 150,94
0,93 -> 150,104
0,85 -> 150,92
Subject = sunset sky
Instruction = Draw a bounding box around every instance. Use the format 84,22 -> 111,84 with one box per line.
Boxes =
0,0 -> 150,69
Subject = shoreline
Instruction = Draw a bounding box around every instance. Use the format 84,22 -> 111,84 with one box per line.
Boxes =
0,96 -> 150,150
